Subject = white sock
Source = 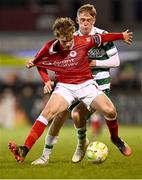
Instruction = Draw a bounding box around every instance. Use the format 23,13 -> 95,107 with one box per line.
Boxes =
42,134 -> 59,157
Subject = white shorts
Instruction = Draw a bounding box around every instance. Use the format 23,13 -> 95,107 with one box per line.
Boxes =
52,79 -> 103,108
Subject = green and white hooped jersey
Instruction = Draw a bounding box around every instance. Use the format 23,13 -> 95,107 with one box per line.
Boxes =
74,27 -> 118,97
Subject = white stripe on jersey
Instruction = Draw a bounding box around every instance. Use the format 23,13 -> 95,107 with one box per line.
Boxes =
93,71 -> 110,80
98,83 -> 110,91
106,47 -> 118,57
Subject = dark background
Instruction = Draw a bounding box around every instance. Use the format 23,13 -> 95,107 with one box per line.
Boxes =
0,0 -> 142,127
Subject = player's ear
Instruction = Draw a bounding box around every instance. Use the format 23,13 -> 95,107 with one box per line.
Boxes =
76,17 -> 79,24
93,17 -> 96,25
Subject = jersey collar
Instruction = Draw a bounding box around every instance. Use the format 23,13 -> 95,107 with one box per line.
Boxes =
49,39 -> 74,54
75,26 -> 96,36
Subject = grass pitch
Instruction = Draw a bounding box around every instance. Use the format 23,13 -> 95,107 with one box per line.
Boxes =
0,124 -> 142,179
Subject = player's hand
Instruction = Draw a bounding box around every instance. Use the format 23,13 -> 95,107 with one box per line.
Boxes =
26,59 -> 35,68
122,29 -> 133,45
43,81 -> 54,94
89,60 -> 96,67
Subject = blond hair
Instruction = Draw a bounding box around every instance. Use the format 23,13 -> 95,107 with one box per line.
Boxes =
52,17 -> 75,38
77,4 -> 97,17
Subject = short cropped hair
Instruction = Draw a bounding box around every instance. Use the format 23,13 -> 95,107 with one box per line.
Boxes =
52,17 -> 76,38
77,4 -> 97,17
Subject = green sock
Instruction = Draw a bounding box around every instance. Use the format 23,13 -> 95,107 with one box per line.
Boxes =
76,126 -> 87,144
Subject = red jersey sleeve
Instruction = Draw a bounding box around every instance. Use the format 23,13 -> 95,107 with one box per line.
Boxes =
34,43 -> 49,61
93,33 -> 124,46
37,67 -> 50,83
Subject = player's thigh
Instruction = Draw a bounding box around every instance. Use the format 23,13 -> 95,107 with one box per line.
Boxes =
90,93 -> 115,114
72,102 -> 90,118
42,93 -> 69,118
71,102 -> 90,127
49,110 -> 69,136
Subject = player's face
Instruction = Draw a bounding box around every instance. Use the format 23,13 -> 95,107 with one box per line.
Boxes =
76,12 -> 96,35
58,34 -> 74,50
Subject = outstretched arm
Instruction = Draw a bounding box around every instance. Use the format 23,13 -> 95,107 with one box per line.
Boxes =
94,29 -> 133,46
122,29 -> 133,44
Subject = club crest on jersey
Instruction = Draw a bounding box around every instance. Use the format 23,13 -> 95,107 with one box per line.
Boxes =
93,35 -> 101,46
86,37 -> 91,42
88,47 -> 106,59
70,51 -> 77,57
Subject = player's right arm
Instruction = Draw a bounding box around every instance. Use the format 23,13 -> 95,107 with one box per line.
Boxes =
26,60 -> 53,93
26,59 -> 35,68
37,67 -> 54,94
26,41 -> 54,93
26,42 -> 49,69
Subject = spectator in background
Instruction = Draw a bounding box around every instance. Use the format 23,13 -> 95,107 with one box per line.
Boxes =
0,88 -> 16,128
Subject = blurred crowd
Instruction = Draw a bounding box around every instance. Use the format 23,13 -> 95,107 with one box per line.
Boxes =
0,71 -> 50,128
111,61 -> 142,90
0,0 -> 142,128
0,59 -> 142,128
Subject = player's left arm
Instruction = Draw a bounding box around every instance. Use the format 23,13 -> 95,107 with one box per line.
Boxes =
93,29 -> 133,46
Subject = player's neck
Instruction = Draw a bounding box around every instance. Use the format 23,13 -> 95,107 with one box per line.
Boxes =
58,40 -> 74,51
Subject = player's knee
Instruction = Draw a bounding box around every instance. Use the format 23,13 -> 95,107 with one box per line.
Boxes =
42,107 -> 57,121
71,111 -> 80,121
104,106 -> 117,119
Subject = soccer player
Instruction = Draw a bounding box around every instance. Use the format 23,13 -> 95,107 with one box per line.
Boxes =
8,17 -> 132,163
71,4 -> 123,163
31,4 -> 131,165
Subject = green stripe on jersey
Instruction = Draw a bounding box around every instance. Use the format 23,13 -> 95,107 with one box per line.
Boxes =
103,89 -> 110,97
88,42 -> 115,60
96,77 -> 111,85
91,68 -> 109,74
86,27 -> 117,97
